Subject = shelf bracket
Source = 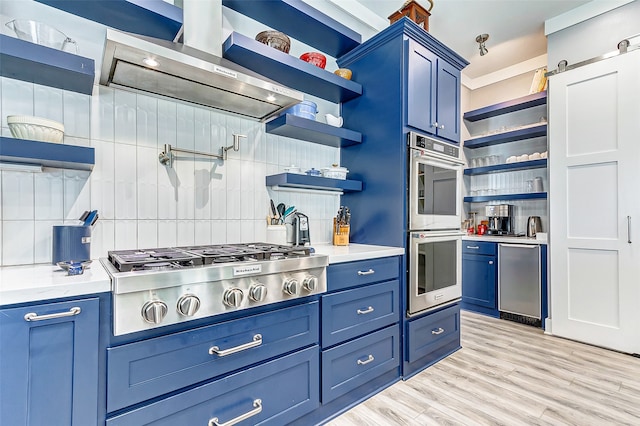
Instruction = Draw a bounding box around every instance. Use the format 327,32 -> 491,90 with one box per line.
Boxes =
159,134 -> 247,167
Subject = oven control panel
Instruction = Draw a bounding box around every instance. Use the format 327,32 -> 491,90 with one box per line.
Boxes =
408,132 -> 459,160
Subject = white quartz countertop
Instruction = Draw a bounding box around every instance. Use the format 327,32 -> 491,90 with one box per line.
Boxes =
312,243 -> 405,263
463,235 -> 547,245
0,262 -> 111,306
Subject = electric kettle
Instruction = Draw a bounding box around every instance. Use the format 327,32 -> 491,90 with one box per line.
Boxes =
527,216 -> 542,237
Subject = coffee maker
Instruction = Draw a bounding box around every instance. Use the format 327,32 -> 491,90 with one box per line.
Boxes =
485,204 -> 515,235
287,212 -> 311,246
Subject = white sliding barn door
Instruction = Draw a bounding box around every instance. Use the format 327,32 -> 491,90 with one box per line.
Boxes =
548,49 -> 640,354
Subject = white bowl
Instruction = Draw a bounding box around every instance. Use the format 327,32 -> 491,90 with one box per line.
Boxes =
517,154 -> 529,162
7,115 -> 64,143
529,152 -> 541,160
321,165 -> 348,180
506,156 -> 517,163
541,151 -> 548,159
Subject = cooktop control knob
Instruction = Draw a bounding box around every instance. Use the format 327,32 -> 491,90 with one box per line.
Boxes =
249,283 -> 268,302
141,300 -> 168,324
177,294 -> 201,316
283,278 -> 299,296
302,276 -> 318,292
223,288 -> 244,308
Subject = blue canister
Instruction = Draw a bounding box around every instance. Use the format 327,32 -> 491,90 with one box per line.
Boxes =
52,225 -> 91,264
280,101 -> 318,120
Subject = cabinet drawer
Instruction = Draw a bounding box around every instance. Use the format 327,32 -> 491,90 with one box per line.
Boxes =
107,302 -> 318,412
107,346 -> 319,426
322,280 -> 399,347
321,325 -> 400,404
406,303 -> 460,363
463,240 -> 496,256
327,256 -> 400,292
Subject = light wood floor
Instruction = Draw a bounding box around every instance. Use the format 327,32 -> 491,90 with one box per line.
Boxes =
327,310 -> 640,425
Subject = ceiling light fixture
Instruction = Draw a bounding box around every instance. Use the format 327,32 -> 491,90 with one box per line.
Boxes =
476,34 -> 489,56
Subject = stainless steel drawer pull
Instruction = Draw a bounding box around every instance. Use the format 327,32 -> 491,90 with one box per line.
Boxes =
209,399 -> 262,426
466,246 -> 480,249
357,354 -> 375,365
24,307 -> 81,322
357,269 -> 375,276
209,334 -> 262,357
357,306 -> 374,315
431,327 -> 445,335
628,215 -> 632,244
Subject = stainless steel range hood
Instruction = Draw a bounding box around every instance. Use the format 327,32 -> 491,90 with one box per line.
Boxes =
100,28 -> 304,121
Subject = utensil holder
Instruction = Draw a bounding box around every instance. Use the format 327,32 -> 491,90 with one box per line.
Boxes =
332,218 -> 349,246
266,225 -> 287,245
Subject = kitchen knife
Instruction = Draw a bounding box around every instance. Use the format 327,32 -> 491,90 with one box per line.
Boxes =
270,199 -> 277,217
83,210 -> 98,227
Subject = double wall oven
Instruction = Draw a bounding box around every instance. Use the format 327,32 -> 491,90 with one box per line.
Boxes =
407,132 -> 465,316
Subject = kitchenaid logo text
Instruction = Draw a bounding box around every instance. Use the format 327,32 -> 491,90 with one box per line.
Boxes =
233,265 -> 262,276
214,65 -> 237,79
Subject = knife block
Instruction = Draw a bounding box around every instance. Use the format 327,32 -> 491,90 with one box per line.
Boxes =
332,218 -> 349,246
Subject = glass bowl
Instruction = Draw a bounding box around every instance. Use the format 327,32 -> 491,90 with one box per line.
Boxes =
5,19 -> 77,53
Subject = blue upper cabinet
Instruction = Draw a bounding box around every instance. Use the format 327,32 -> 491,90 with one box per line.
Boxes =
406,38 -> 462,143
35,0 -> 183,40
0,34 -> 94,95
222,0 -> 361,58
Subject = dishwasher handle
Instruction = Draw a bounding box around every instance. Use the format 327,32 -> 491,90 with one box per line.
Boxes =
498,243 -> 537,249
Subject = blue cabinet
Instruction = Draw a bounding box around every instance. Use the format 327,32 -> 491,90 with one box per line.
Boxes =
107,302 -> 319,413
461,241 -> 499,317
106,346 -> 319,426
0,298 -> 100,426
406,38 -> 462,143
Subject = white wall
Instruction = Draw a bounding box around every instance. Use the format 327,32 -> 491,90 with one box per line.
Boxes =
0,1 -> 341,266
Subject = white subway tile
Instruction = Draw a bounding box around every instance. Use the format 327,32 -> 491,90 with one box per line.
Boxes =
136,146 -> 158,219
226,190 -> 241,220
210,186 -> 227,220
210,111 -> 227,151
64,135 -> 90,147
2,79 -> 33,127
137,220 -> 158,248
226,158 -> 241,191
158,99 -> 177,147
176,220 -> 195,246
34,220 -> 59,264
157,220 -> 177,247
114,144 -> 137,219
2,221 -> 34,265
176,160 -> 195,220
158,165 -> 177,220
63,170 -> 91,221
114,220 -> 137,250
34,84 -> 63,123
34,170 -> 64,220
136,95 -> 158,148
63,91 -> 91,139
265,133 -> 278,165
253,124 -> 266,163
194,220 -> 212,245
176,104 -> 195,150
91,85 -> 115,142
1,171 -> 34,220
241,191 -> 255,220
194,167 -> 212,220
254,220 -> 267,243
90,140 -> 115,220
226,219 -> 241,242
239,220 -> 255,243
114,90 -> 137,144
91,219 -> 115,259
211,220 -> 227,244
194,107 -> 211,153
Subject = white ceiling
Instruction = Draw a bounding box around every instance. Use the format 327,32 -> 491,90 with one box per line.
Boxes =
356,0 -> 591,79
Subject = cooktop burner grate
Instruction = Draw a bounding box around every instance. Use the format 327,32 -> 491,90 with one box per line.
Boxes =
108,248 -> 204,272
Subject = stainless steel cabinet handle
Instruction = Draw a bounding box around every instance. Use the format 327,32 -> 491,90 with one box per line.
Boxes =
432,122 -> 439,128
24,307 -> 81,322
628,215 -> 632,244
466,245 -> 480,249
431,327 -> 445,335
357,269 -> 375,276
357,306 -> 374,315
209,334 -> 262,357
209,399 -> 262,426
357,354 -> 375,365
439,124 -> 445,129
489,261 -> 494,265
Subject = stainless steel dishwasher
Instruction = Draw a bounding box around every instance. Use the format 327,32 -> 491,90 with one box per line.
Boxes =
498,243 -> 541,320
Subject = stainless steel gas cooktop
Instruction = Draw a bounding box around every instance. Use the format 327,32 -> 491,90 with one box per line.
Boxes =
101,243 -> 327,335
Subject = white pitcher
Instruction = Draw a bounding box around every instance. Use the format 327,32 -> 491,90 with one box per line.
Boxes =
324,114 -> 343,127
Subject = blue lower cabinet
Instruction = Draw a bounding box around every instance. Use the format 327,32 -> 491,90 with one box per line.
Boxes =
322,280 -> 399,347
462,241 -> 499,317
0,298 -> 100,426
404,303 -> 461,378
107,302 -> 318,412
106,346 -> 320,426
322,325 -> 400,403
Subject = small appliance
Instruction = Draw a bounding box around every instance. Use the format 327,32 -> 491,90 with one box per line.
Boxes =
288,212 -> 311,246
486,204 -> 515,236
527,216 -> 543,237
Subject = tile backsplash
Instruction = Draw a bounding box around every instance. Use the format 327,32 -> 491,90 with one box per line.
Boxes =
0,77 -> 340,266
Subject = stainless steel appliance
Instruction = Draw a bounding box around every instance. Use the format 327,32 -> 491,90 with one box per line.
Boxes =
498,243 -> 541,325
407,132 -> 465,316
288,212 -> 311,246
101,243 -> 328,335
408,132 -> 464,231
526,216 -> 542,237
486,204 -> 515,236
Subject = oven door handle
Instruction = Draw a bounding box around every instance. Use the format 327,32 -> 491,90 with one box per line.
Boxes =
209,334 -> 262,356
